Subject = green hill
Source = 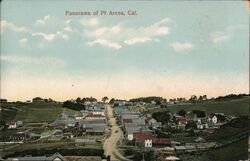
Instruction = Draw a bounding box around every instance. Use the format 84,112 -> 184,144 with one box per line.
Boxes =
148,96 -> 250,116
0,102 -> 63,123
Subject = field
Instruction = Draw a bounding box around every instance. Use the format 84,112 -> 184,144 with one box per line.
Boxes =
147,97 -> 250,116
0,102 -> 63,123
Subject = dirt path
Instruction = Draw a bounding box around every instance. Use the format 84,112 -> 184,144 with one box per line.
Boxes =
103,105 -> 131,161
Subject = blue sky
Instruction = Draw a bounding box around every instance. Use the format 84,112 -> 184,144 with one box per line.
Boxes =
1,1 -> 249,101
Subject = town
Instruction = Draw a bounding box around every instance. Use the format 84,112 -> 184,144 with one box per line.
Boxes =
0,94 -> 249,161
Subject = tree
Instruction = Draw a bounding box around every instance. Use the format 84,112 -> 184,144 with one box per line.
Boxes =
177,109 -> 187,117
189,95 -> 197,103
76,97 -> 82,103
192,110 -> 205,118
109,98 -> 115,104
102,96 -> 109,103
152,111 -> 171,124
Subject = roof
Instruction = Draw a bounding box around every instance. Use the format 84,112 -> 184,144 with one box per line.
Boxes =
75,139 -> 96,144
85,114 -> 105,118
133,132 -> 153,142
123,119 -> 132,123
152,138 -> 171,145
165,156 -> 180,160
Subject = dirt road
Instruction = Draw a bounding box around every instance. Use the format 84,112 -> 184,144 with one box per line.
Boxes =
103,105 -> 131,161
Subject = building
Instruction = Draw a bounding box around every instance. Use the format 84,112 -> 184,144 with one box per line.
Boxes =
32,97 -> 45,103
207,115 -> 218,124
85,114 -> 105,120
7,152 -> 63,161
75,139 -> 96,146
145,139 -> 152,147
10,133 -> 26,141
8,122 -> 17,129
89,109 -> 105,116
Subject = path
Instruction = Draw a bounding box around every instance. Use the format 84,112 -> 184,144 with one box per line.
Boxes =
103,105 -> 131,161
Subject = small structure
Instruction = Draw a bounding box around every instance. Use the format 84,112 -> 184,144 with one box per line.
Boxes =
145,139 -> 152,148
8,122 -> 17,129
85,114 -> 105,120
32,97 -> 45,103
165,156 -> 180,161
75,139 -> 96,146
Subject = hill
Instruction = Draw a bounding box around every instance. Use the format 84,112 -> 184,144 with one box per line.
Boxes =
0,102 -> 63,123
148,96 -> 250,116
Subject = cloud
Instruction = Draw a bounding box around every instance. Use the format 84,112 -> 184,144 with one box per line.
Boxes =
210,24 -> 247,44
1,20 -> 29,33
84,17 -> 172,49
19,38 -> 28,43
170,42 -> 194,53
35,15 -> 50,27
210,32 -> 230,44
0,55 -> 65,66
31,32 -> 56,41
80,18 -> 99,27
124,37 -> 152,45
86,39 -> 122,49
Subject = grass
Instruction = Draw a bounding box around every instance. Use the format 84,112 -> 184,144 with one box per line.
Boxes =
147,97 -> 250,116
180,138 -> 248,161
0,102 -> 63,123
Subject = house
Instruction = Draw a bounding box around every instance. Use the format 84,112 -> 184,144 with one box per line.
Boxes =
85,114 -> 105,120
75,139 -> 96,146
62,132 -> 73,139
89,109 -> 105,116
61,112 -> 70,120
74,114 -> 83,120
152,138 -> 171,146
67,119 -> 76,128
85,125 -> 106,135
207,115 -> 218,124
17,121 -> 23,127
165,156 -> 180,161
32,97 -> 45,103
145,139 -> 152,148
7,152 -> 64,161
196,119 -> 208,130
126,126 -> 152,140
8,122 -> 17,129
29,133 -> 41,140
133,131 -> 171,147
10,133 -> 25,141
148,118 -> 162,129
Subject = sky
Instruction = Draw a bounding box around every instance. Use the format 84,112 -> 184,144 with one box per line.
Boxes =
0,0 -> 249,101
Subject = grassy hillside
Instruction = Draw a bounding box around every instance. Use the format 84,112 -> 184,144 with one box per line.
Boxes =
148,97 -> 250,116
0,102 -> 63,123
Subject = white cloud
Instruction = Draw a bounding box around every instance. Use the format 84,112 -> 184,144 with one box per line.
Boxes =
84,17 -> 172,49
35,15 -> 50,27
170,42 -> 194,53
1,20 -> 29,33
19,38 -> 28,43
210,32 -> 230,44
31,32 -> 56,41
210,24 -> 247,44
86,39 -> 122,49
80,18 -> 99,27
124,37 -> 151,45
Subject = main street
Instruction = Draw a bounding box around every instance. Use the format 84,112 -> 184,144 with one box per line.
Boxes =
103,105 -> 131,161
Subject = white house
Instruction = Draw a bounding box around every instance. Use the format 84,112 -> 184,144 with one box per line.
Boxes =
89,109 -> 105,116
208,115 -> 217,124
145,139 -> 152,148
8,122 -> 17,129
75,114 -> 83,120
